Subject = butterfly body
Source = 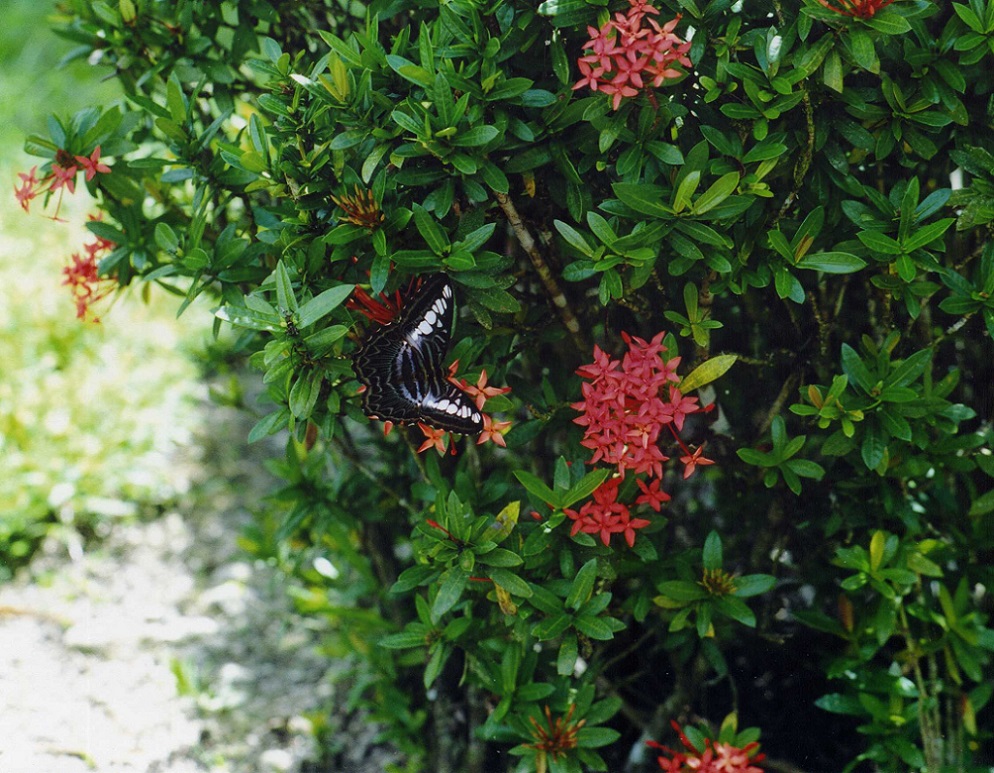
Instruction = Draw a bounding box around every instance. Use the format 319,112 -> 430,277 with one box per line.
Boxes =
353,275 -> 484,434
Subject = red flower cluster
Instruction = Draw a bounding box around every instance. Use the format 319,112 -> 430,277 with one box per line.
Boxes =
14,146 -> 111,220
62,222 -> 117,322
567,332 -> 714,547
573,1 -> 692,110
647,722 -> 765,773
818,0 -> 894,18
563,477 -> 651,548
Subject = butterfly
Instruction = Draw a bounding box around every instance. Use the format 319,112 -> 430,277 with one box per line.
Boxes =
352,274 -> 484,434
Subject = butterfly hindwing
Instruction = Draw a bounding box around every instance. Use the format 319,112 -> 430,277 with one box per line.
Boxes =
353,275 -> 484,434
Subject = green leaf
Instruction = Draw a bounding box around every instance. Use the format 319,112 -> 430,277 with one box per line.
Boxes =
657,580 -> 708,602
566,559 -> 598,611
297,285 -> 354,328
857,230 -> 903,255
432,566 -> 469,621
714,596 -> 756,627
154,222 -> 179,252
680,354 -> 737,393
562,469 -> 611,508
903,218 -> 955,252
450,125 -> 500,147
969,489 -> 994,517
514,470 -> 560,507
733,574 -> 776,597
612,183 -> 674,218
576,726 -> 622,749
573,614 -> 616,640
379,630 -> 429,649
861,420 -> 887,470
413,205 -> 450,255
673,170 -> 701,213
692,172 -> 739,215
489,568 -> 533,597
386,54 -> 433,88
796,252 -> 867,274
275,261 -> 297,312
702,531 -> 723,570
554,220 -> 595,257
864,9 -> 912,34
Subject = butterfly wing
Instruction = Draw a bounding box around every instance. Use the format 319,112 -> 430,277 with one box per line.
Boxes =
353,275 -> 483,434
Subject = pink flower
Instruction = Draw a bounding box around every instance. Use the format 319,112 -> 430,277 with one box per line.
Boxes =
417,423 -> 449,455
818,0 -> 894,17
74,146 -> 112,181
573,0 -> 691,109
451,368 -> 512,411
563,478 -> 651,548
13,166 -> 42,213
572,331 -> 689,479
50,162 -> 77,194
477,415 -> 512,447
680,443 -> 715,479
647,722 -> 765,772
636,477 -> 671,511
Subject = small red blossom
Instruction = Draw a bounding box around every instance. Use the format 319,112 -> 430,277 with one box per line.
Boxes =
563,478 -> 651,548
50,162 -> 78,194
451,368 -> 513,411
573,0 -> 692,110
347,284 -> 406,325
680,443 -> 715,479
477,414 -> 512,447
818,0 -> 895,17
636,477 -> 671,511
62,241 -> 116,322
647,721 -> 765,773
417,423 -> 450,455
74,145 -> 112,181
572,331 -> 691,479
14,166 -> 42,213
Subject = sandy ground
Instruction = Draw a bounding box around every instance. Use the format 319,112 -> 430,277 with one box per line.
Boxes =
0,400 -> 396,773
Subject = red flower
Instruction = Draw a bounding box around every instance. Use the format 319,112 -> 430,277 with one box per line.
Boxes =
347,284 -> 406,324
451,368 -> 512,411
13,166 -> 42,213
477,414 -> 512,447
573,0 -> 691,110
818,0 -> 895,17
62,241 -> 116,322
74,146 -> 112,181
636,477 -> 671,511
647,721 -> 765,773
50,162 -> 78,194
417,423 -> 450,455
563,478 -> 651,548
680,443 -> 715,479
572,331 -> 689,479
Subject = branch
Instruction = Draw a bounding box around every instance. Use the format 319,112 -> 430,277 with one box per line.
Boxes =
494,191 -> 590,352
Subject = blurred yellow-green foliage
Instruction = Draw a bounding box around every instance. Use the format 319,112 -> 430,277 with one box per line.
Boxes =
0,1 -> 210,578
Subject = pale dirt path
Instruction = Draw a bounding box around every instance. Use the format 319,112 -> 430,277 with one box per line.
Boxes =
0,400 -> 397,773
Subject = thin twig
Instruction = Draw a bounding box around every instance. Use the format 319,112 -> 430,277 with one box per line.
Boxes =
494,191 -> 590,352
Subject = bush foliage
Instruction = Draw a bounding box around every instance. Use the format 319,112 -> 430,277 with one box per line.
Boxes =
19,0 -> 994,770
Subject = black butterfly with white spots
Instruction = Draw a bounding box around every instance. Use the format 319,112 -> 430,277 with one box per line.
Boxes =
352,274 -> 484,435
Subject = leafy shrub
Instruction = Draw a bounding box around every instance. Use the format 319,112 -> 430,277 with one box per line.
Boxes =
17,0 -> 994,770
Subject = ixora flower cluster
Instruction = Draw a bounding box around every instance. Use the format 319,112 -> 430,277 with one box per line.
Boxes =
13,147 -> 114,321
568,332 -> 713,547
573,0 -> 692,110
647,721 -> 765,773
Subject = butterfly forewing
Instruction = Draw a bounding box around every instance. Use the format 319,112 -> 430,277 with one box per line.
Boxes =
353,275 -> 484,434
